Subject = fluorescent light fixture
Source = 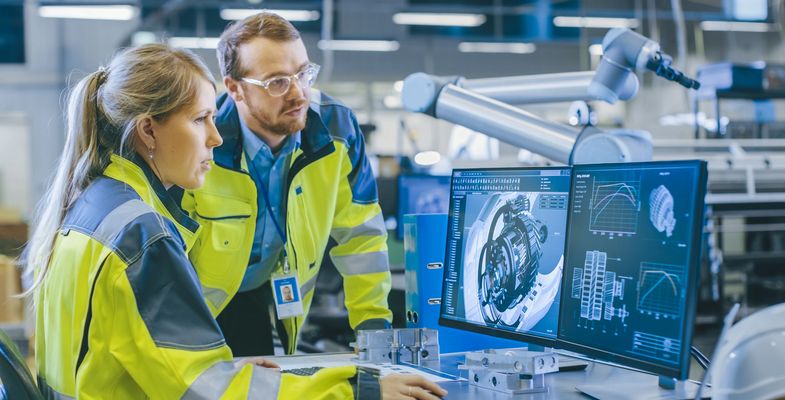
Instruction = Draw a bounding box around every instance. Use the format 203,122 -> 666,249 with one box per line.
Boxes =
132,31 -> 157,46
39,5 -> 137,20
392,12 -> 485,27
317,40 -> 399,52
699,20 -> 775,32
168,37 -> 221,49
414,151 -> 441,166
553,16 -> 639,29
588,44 -> 603,56
220,9 -> 320,21
458,42 -> 536,54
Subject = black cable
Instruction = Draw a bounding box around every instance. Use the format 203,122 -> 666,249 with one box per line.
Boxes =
691,345 -> 710,370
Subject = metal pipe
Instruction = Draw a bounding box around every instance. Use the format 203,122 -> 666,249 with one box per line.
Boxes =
460,71 -> 638,104
434,84 -> 578,164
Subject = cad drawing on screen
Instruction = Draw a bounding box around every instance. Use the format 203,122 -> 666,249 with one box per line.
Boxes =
571,250 -> 629,325
461,193 -> 562,331
649,185 -> 676,237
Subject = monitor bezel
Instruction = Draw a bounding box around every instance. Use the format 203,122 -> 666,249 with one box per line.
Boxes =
438,165 -> 573,349
555,159 -> 708,380
396,174 -> 452,240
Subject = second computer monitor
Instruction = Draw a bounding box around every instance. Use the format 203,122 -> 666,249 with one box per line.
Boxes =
558,160 -> 708,379
439,167 -> 571,346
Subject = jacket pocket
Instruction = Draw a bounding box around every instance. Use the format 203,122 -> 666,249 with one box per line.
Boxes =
190,192 -> 253,288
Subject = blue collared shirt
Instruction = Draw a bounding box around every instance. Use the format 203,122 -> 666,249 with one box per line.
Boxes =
239,118 -> 301,292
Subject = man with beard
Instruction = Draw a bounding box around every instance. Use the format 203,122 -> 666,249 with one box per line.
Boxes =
180,11 -> 392,356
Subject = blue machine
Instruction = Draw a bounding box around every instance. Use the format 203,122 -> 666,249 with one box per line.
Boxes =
403,213 -> 522,353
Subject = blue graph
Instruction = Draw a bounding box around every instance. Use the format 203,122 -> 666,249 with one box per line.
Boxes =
637,262 -> 684,318
589,180 -> 641,235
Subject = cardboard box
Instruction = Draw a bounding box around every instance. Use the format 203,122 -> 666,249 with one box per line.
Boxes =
0,255 -> 24,322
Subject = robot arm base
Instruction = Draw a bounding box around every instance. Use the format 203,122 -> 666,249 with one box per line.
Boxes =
571,129 -> 653,164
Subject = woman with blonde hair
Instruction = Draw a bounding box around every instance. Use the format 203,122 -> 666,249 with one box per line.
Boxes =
24,43 -> 446,399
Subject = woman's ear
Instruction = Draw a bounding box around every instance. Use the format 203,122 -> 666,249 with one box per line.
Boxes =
134,115 -> 157,151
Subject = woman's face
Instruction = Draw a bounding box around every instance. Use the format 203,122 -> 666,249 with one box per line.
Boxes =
149,78 -> 222,189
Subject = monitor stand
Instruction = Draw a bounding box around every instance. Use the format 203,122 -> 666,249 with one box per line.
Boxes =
576,375 -> 711,400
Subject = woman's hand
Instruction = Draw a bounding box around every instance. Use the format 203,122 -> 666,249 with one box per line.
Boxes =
237,357 -> 281,369
380,374 -> 448,400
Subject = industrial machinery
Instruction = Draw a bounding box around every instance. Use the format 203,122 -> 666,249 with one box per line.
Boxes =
401,27 -> 700,165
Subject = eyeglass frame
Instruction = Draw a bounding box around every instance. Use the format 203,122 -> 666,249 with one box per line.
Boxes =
240,63 -> 321,97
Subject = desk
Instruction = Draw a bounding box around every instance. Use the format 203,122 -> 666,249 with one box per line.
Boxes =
264,352 -> 703,399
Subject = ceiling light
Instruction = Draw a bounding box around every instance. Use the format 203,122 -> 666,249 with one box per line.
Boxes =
38,5 -> 137,20
414,151 -> 441,166
699,20 -> 775,32
168,37 -> 220,49
132,31 -> 157,46
393,12 -> 486,27
220,9 -> 320,22
317,40 -> 399,52
588,44 -> 603,56
458,42 -> 536,54
553,16 -> 639,29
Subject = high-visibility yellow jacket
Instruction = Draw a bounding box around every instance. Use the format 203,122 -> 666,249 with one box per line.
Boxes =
35,154 -> 380,399
180,92 -> 392,353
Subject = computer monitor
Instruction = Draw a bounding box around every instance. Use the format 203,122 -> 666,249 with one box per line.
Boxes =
557,160 -> 708,380
396,175 -> 452,240
439,167 -> 572,347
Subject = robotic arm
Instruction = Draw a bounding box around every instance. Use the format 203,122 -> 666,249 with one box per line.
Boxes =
401,28 -> 700,164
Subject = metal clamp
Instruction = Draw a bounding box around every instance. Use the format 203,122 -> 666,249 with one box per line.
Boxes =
460,349 -> 559,395
354,328 -> 440,367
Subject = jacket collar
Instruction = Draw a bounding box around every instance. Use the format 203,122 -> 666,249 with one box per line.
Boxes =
103,154 -> 200,242
214,92 -> 332,171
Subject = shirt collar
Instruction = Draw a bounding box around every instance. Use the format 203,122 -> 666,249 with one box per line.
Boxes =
239,116 -> 301,161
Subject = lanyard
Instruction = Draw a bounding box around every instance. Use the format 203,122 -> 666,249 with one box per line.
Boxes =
253,159 -> 290,274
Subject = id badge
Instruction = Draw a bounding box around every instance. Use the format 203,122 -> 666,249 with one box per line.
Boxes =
271,274 -> 304,320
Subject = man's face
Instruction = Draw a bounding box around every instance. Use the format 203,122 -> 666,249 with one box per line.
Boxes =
233,37 -> 311,138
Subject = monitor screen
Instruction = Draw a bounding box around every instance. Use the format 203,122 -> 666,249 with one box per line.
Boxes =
397,175 -> 452,240
440,167 -> 572,346
557,160 -> 708,379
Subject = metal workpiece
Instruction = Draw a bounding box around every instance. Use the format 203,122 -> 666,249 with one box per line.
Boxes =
354,328 -> 440,367
434,84 -> 578,164
460,349 -> 559,395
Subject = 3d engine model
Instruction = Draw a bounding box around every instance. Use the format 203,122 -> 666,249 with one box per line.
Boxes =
649,185 -> 676,237
478,195 -> 547,327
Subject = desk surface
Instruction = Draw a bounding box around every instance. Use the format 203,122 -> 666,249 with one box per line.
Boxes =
264,352 -> 704,399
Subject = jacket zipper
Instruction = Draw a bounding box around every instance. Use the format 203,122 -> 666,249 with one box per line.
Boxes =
280,141 -> 335,351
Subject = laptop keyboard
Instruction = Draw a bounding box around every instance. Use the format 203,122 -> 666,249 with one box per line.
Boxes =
283,366 -> 324,376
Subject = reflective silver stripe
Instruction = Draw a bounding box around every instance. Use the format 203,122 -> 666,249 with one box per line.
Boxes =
330,213 -> 386,245
93,199 -> 155,262
202,286 -> 229,310
300,273 -> 318,296
332,251 -> 390,276
181,361 -> 281,399
247,363 -> 282,399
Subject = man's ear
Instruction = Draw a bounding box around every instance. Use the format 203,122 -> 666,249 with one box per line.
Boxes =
134,115 -> 157,151
224,76 -> 244,103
